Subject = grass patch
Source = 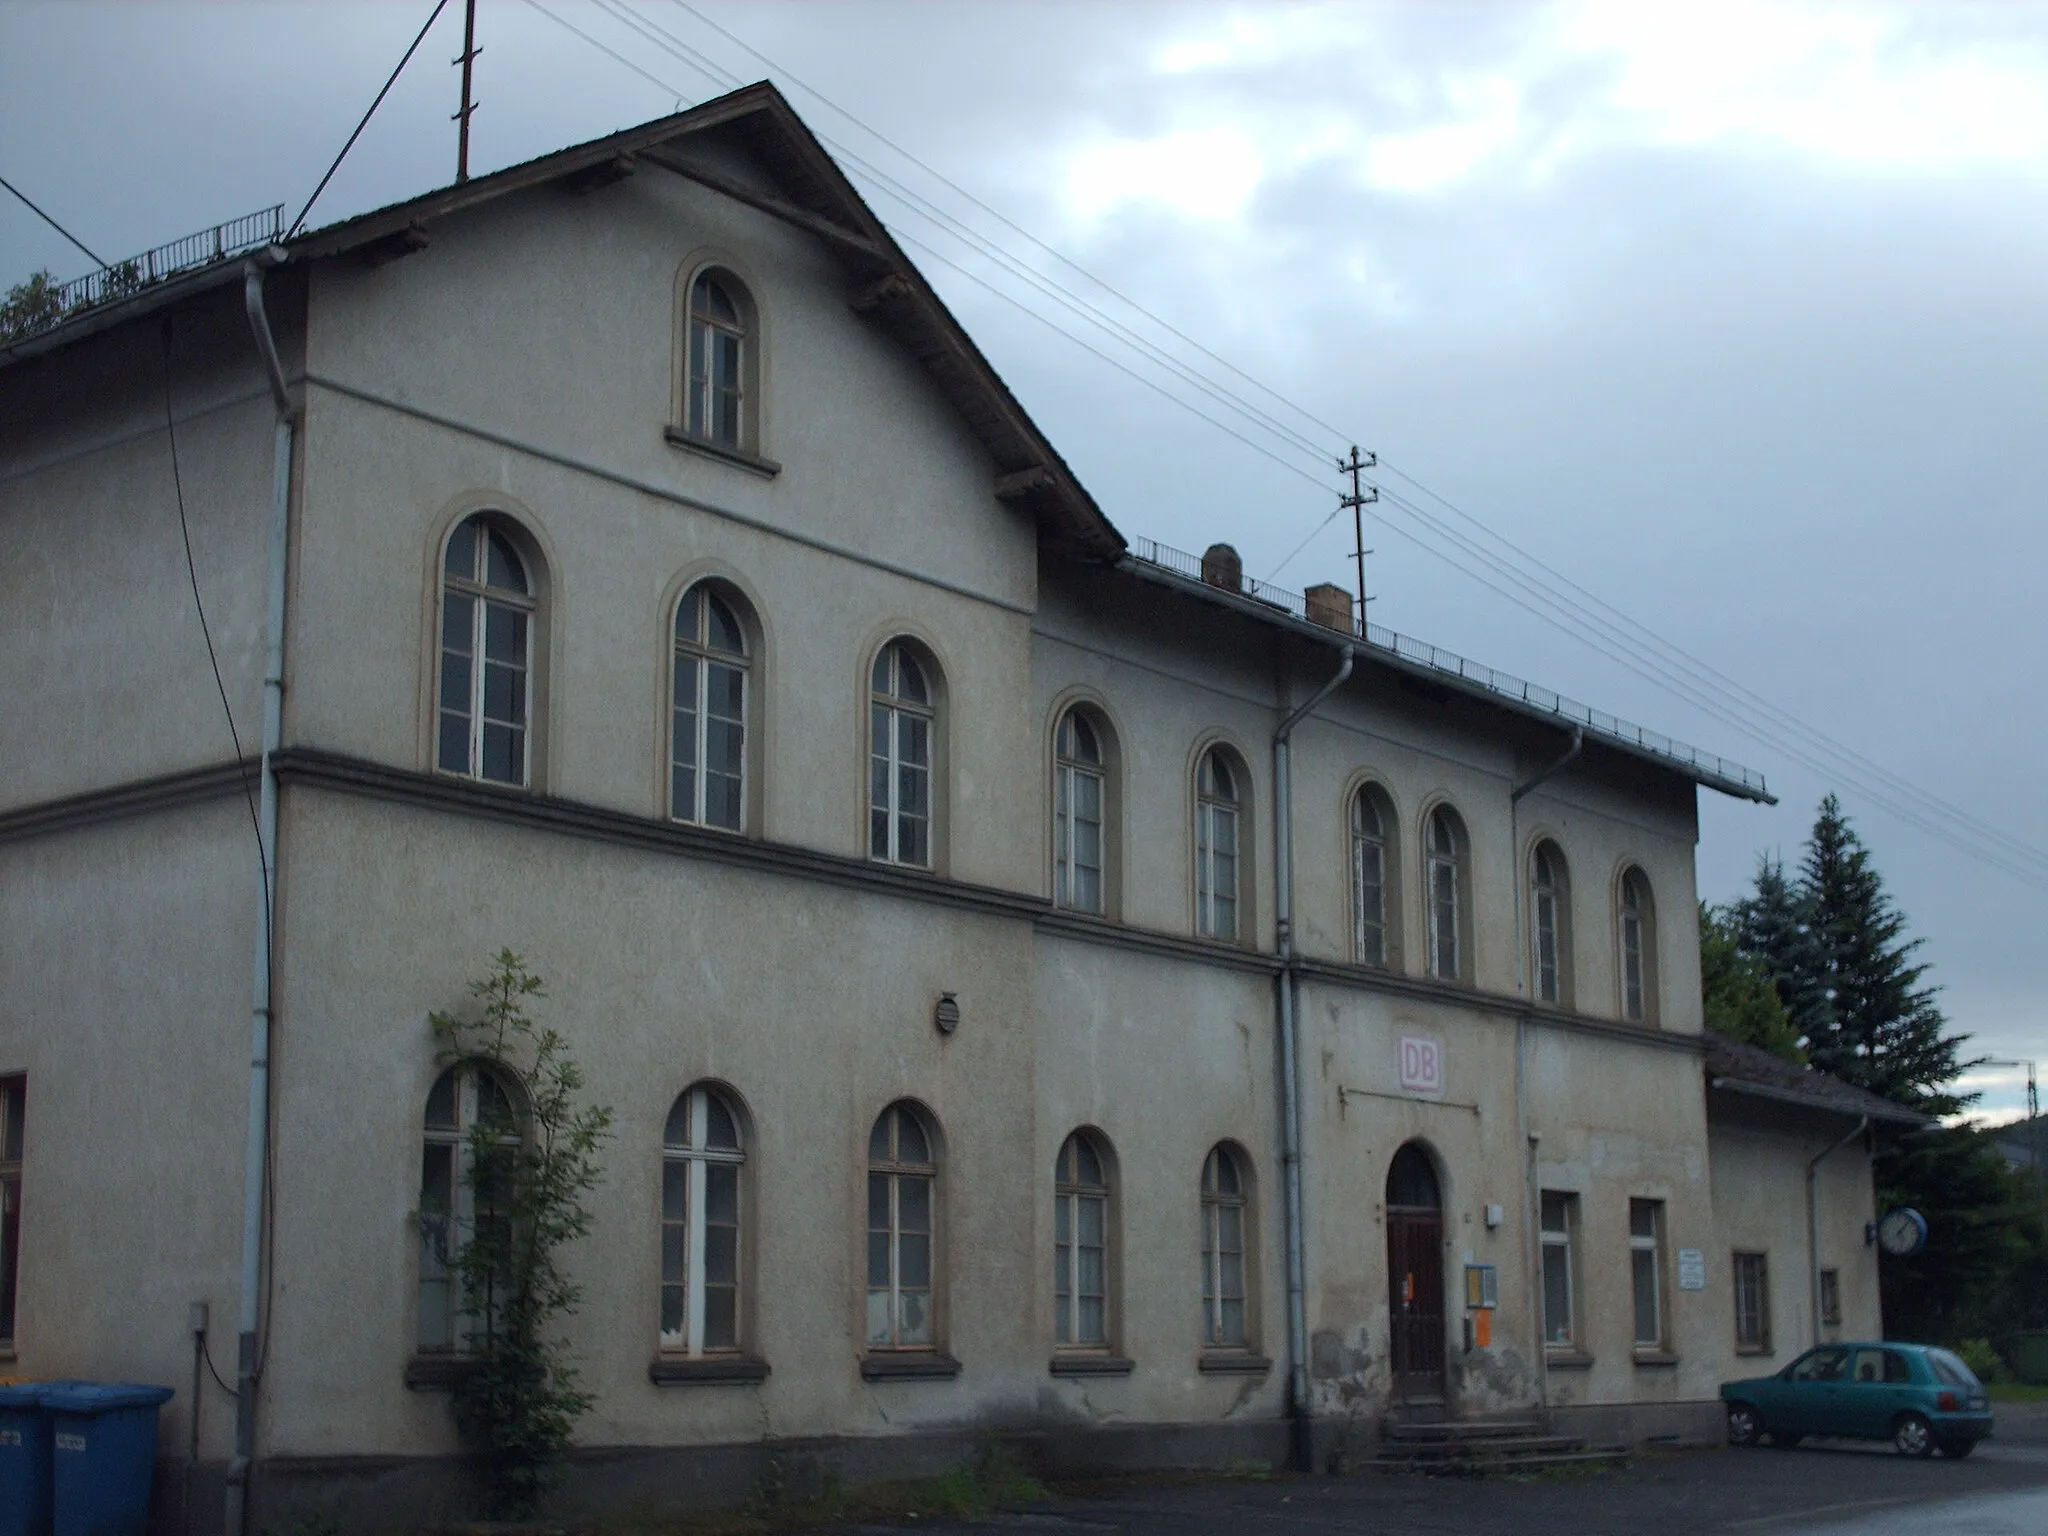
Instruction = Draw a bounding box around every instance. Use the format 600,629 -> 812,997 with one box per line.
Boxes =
596,1443 -> 1049,1536
1989,1382 -> 2048,1403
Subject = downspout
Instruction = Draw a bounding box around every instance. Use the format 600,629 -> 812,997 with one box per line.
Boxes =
1273,643 -> 1352,1471
1508,726 -> 1578,1414
1807,1116 -> 1868,1350
227,255 -> 294,1536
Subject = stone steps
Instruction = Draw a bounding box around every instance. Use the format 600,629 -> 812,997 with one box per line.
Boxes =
1347,1414 -> 1632,1477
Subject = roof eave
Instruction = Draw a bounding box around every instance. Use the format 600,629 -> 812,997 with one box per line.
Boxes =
1708,1075 -> 1930,1128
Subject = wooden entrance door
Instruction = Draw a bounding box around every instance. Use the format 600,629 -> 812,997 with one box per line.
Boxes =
1386,1143 -> 1446,1402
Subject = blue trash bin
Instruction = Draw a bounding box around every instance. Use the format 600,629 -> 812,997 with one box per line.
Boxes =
42,1385 -> 173,1536
0,1383 -> 54,1536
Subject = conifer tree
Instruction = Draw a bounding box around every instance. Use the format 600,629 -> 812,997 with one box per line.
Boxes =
1734,854 -> 1834,1047
1699,902 -> 1804,1062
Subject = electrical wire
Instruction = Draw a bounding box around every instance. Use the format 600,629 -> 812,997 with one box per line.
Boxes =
0,173 -> 105,268
287,0 -> 453,238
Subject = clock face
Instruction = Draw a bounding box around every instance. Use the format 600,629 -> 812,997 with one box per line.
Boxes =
1878,1208 -> 1927,1257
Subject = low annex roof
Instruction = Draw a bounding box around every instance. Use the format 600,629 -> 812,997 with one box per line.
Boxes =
1704,1031 -> 1930,1127
5,82 -> 1772,807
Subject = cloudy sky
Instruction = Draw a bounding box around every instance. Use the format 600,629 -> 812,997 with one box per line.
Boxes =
5,1 -> 2043,1120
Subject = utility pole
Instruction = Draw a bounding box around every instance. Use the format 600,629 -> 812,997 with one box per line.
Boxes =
453,0 -> 480,183
1338,445 -> 1378,637
1985,1058 -> 2040,1120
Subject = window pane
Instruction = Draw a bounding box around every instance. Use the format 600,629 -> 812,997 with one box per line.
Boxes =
867,1231 -> 891,1289
704,1222 -> 737,1286
1540,1192 -> 1568,1233
1633,1249 -> 1660,1345
441,592 -> 474,654
660,1283 -> 685,1341
897,1111 -> 930,1165
481,722 -> 523,784
483,605 -> 526,665
418,1276 -> 451,1351
713,386 -> 740,446
482,660 -> 524,724
899,1232 -> 931,1289
674,656 -> 699,715
1079,1295 -> 1106,1345
1542,1243 -> 1573,1344
485,531 -> 526,593
871,649 -> 891,694
704,1285 -> 737,1350
898,1173 -> 931,1232
1054,1194 -> 1071,1245
868,1170 -> 890,1227
896,652 -> 928,705
444,517 -> 478,579
898,1288 -> 931,1345
866,1288 -> 893,1345
706,1162 -> 739,1225
1078,1192 -> 1105,1244
1220,1297 -> 1245,1346
661,1159 -> 688,1222
437,712 -> 471,775
1630,1200 -> 1657,1240
1077,1241 -> 1105,1297
704,1096 -> 739,1151
661,1222 -> 686,1287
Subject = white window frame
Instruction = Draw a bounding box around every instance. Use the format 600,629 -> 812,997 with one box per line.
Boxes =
866,1104 -> 937,1350
418,1063 -> 518,1354
1620,869 -> 1653,1021
1200,1144 -> 1249,1349
1054,1132 -> 1110,1350
1531,842 -> 1566,1004
1352,788 -> 1388,966
1054,710 -> 1106,915
686,271 -> 747,447
661,1085 -> 746,1356
437,515 -> 535,787
1195,751 -> 1240,941
1426,808 -> 1463,981
1540,1190 -> 1578,1349
671,585 -> 749,831
869,644 -> 933,868
1629,1198 -> 1666,1350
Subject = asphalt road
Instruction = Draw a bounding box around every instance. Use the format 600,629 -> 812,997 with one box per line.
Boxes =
819,1403 -> 2048,1536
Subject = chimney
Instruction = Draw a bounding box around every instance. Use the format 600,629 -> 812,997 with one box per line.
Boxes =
1200,543 -> 1243,592
1305,582 -> 1354,634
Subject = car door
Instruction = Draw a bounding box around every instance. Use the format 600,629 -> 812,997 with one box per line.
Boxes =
1781,1345 -> 1852,1434
1841,1347 -> 1893,1437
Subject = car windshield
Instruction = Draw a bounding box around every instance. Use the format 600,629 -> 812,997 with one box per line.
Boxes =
1926,1349 -> 1981,1389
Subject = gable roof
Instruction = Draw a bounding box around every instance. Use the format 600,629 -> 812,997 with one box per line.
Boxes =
1704,1030 -> 1930,1127
1,81 -> 1124,564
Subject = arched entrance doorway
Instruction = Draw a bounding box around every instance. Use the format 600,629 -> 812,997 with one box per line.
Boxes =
1386,1142 -> 1446,1402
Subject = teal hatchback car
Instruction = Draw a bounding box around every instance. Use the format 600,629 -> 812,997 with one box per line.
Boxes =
1723,1343 -> 1993,1458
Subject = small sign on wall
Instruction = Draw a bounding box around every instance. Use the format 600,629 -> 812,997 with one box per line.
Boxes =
1399,1036 -> 1444,1097
1677,1248 -> 1707,1291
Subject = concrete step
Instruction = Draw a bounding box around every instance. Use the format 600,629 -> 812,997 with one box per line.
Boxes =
1354,1445 -> 1631,1477
1381,1418 -> 1546,1443
1375,1434 -> 1584,1460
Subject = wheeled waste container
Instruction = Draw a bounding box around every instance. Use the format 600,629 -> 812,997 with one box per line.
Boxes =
0,1383 -> 54,1536
42,1385 -> 173,1536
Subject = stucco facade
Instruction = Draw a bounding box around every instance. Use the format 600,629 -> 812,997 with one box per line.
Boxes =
0,83 -> 1899,1531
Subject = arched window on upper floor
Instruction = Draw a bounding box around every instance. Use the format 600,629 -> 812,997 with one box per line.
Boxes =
686,270 -> 749,448
1530,840 -> 1573,1007
870,642 -> 938,868
1352,784 -> 1399,968
1425,805 -> 1472,983
1619,867 -> 1659,1023
438,513 -> 539,787
1054,708 -> 1108,915
671,583 -> 750,832
1195,749 -> 1242,941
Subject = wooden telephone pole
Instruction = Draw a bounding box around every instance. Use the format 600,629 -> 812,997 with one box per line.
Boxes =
454,0 -> 480,183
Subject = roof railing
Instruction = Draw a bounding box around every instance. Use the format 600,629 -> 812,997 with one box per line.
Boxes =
2,205 -> 284,344
1128,535 -> 1769,796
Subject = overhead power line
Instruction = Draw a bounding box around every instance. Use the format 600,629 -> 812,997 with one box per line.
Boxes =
528,0 -> 2048,890
0,173 -> 106,267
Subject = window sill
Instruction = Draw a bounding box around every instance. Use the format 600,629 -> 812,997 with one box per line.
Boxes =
860,1352 -> 962,1382
663,426 -> 781,478
404,1354 -> 481,1391
1050,1354 -> 1135,1378
649,1354 -> 771,1386
1197,1351 -> 1271,1376
1631,1349 -> 1680,1367
1545,1349 -> 1596,1370
1735,1344 -> 1773,1357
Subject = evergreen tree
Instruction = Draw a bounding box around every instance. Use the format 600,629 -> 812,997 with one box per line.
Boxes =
1734,854 -> 1834,1047
1699,902 -> 1804,1062
1798,795 -> 1973,1115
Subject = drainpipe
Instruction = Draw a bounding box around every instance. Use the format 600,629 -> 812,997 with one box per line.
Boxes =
1509,727 -> 1578,1416
1807,1116 -> 1868,1350
1273,643 -> 1353,1471
227,255 -> 294,1536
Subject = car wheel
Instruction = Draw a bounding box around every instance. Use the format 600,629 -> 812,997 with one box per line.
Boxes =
1892,1412 -> 1935,1458
1938,1439 -> 1976,1460
1727,1403 -> 1763,1447
1767,1432 -> 1804,1449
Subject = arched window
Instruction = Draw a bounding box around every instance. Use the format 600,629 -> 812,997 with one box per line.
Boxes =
1352,786 -> 1391,966
1619,868 -> 1659,1022
1425,806 -> 1468,982
867,1102 -> 937,1348
671,584 -> 749,831
418,1062 -> 518,1352
869,643 -> 934,867
1200,1143 -> 1250,1349
1530,840 -> 1571,1006
1054,709 -> 1105,914
438,513 -> 536,786
1195,750 -> 1241,940
1054,1132 -> 1111,1349
661,1084 -> 746,1355
686,271 -> 747,446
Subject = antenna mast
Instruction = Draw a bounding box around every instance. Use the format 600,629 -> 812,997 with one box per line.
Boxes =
454,0 -> 480,183
1339,445 -> 1378,635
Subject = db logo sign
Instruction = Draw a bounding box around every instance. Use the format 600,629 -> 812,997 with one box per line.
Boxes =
1399,1036 -> 1443,1096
